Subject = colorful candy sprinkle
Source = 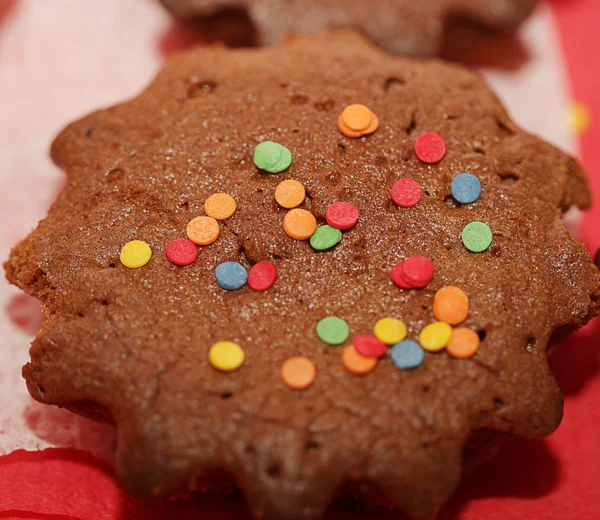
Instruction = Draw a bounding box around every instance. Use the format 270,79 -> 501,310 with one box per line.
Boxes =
215,261 -> 248,290
165,238 -> 198,266
186,216 -> 220,246
204,193 -> 236,220
433,286 -> 470,325
310,225 -> 342,251
390,340 -> 425,369
391,179 -> 422,208
374,318 -> 407,345
342,345 -> 377,375
353,335 -> 387,359
316,316 -> 349,345
248,260 -> 277,291
338,104 -> 379,138
326,202 -> 359,230
451,174 -> 482,204
275,179 -> 305,209
419,322 -> 453,352
414,132 -> 446,164
462,222 -> 493,253
209,341 -> 245,372
283,208 -> 317,240
253,141 -> 293,173
120,240 -> 152,269
391,256 -> 435,289
567,102 -> 591,135
446,328 -> 480,359
281,356 -> 316,390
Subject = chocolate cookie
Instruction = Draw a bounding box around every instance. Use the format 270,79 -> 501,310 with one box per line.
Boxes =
5,31 -> 599,519
159,0 -> 537,57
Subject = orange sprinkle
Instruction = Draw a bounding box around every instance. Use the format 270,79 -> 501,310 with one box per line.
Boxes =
283,208 -> 317,240
342,345 -> 377,375
204,193 -> 236,220
433,286 -> 470,325
275,179 -> 306,209
281,356 -> 316,390
447,328 -> 480,359
338,104 -> 379,138
186,216 -> 220,245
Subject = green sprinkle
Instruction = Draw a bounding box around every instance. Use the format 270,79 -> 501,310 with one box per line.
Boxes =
316,316 -> 349,345
253,141 -> 292,173
310,225 -> 342,251
462,221 -> 493,252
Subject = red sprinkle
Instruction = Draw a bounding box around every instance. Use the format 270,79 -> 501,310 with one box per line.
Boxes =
391,256 -> 434,289
166,238 -> 198,266
391,179 -> 422,208
414,132 -> 446,164
353,335 -> 387,358
248,261 -> 277,291
390,263 -> 413,289
326,202 -> 359,230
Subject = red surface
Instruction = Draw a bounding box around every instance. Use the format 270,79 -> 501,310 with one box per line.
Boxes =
391,178 -> 423,208
1,1 -> 600,519
248,261 -> 277,291
414,132 -> 447,164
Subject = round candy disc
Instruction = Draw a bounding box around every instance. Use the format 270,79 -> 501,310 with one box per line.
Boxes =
374,318 -> 407,345
419,322 -> 452,352
353,335 -> 387,358
281,357 -> 316,390
391,256 -> 434,289
120,240 -> 152,269
215,262 -> 248,290
391,179 -> 422,208
338,104 -> 379,138
283,209 -> 317,240
326,202 -> 359,230
342,345 -> 377,375
451,173 -> 482,204
433,286 -> 470,325
310,225 -> 343,251
166,238 -> 198,266
186,216 -> 220,246
462,222 -> 493,253
253,141 -> 292,173
209,341 -> 245,372
248,261 -> 277,291
447,328 -> 480,359
390,340 -> 425,369
341,104 -> 372,131
275,180 -> 305,209
316,316 -> 349,345
204,193 -> 236,220
414,132 -> 446,164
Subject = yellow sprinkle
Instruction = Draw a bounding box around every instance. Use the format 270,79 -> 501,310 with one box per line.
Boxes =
419,322 -> 452,352
567,102 -> 591,135
374,318 -> 407,345
209,341 -> 245,372
120,240 -> 152,269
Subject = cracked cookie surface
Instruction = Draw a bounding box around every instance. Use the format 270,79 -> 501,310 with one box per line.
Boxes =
160,0 -> 537,57
5,31 -> 600,520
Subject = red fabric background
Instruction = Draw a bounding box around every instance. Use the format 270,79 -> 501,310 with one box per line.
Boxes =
1,0 -> 599,518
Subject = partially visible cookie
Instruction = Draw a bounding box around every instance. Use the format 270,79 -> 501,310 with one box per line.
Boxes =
160,0 -> 537,57
595,248 -> 600,269
5,31 -> 600,520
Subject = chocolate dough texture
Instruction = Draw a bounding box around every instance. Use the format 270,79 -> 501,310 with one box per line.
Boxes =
5,31 -> 600,520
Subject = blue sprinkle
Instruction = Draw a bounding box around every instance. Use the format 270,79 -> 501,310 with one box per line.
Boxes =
215,262 -> 248,290
390,340 -> 425,369
451,173 -> 482,204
